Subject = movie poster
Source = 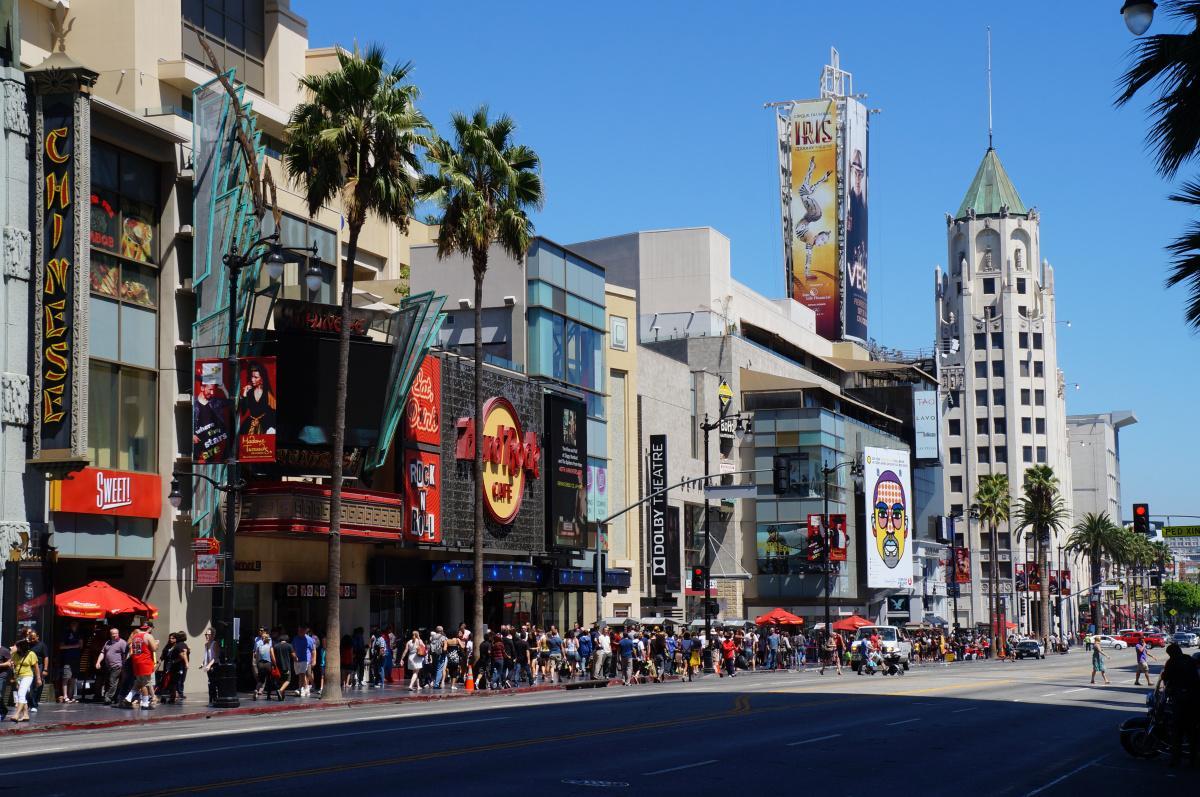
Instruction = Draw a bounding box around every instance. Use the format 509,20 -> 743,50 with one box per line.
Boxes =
787,99 -> 840,339
1061,570 -> 1071,595
237,356 -> 277,462
1026,561 -> 1041,592
864,447 -> 913,589
1015,563 -> 1027,592
546,394 -> 587,548
829,513 -> 848,562
757,522 -> 823,575
193,359 -> 232,463
954,547 -> 971,583
842,97 -> 869,342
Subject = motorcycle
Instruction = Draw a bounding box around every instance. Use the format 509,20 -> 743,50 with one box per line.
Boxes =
1119,682 -> 1194,760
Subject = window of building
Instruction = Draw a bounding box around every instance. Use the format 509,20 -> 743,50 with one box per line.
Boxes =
1020,360 -> 1029,377
1021,417 -> 1032,434
1035,418 -> 1046,435
51,513 -> 154,560
182,0 -> 266,92
992,388 -> 1005,404
949,447 -> 962,465
1036,446 -> 1047,463
974,332 -> 987,350
1033,333 -> 1043,349
1033,360 -> 1044,378
983,278 -> 996,294
91,142 -> 159,265
995,445 -> 1007,462
977,446 -> 990,463
994,417 -> 1006,435
975,389 -> 987,406
974,361 -> 987,378
976,418 -> 987,435
609,315 -> 628,351
1020,389 -> 1031,406
950,475 -> 963,493
992,360 -> 1004,377
89,362 -> 156,473
1022,446 -> 1033,463
1019,331 -> 1028,348
1017,278 -> 1027,294
998,533 -> 1011,550
951,504 -> 964,519
948,419 -> 961,436
991,332 -> 1003,349
1035,389 -> 1045,406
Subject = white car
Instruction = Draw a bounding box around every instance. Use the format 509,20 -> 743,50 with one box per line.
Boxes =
1093,634 -> 1127,650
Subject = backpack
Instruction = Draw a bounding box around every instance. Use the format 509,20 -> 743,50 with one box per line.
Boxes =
430,634 -> 444,656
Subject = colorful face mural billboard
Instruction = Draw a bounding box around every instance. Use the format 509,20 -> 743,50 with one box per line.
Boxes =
864,447 -> 913,589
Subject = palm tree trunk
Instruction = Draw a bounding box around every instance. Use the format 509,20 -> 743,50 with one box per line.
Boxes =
471,253 -> 486,663
1039,527 -> 1051,645
323,223 -> 359,701
988,521 -> 998,657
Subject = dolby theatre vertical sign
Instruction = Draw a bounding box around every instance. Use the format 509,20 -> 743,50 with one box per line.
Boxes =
27,53 -> 97,473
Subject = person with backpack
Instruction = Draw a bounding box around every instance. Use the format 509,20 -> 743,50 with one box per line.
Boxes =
443,631 -> 463,690
368,628 -> 386,688
427,625 -> 448,689
404,631 -> 426,691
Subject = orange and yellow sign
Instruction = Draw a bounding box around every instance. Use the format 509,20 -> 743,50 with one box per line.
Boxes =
787,99 -> 840,339
455,397 -> 541,525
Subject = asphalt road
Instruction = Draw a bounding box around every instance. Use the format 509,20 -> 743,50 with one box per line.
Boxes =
0,651 -> 1192,796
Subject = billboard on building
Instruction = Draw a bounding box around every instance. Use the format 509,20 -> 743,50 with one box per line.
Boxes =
864,446 -> 914,589
842,97 -> 869,342
757,522 -> 824,575
237,356 -> 277,462
193,359 -> 232,464
785,99 -> 840,339
912,390 -> 939,460
648,434 -> 669,586
546,394 -> 588,547
404,449 -> 440,544
404,356 -> 441,448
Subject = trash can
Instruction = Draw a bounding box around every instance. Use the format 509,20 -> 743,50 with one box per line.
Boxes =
945,652 -> 956,663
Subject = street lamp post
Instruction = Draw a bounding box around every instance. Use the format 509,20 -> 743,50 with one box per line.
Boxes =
169,233 -> 315,708
821,459 -> 862,636
699,411 -> 750,670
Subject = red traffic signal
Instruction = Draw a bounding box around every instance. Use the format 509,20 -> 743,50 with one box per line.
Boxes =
1133,503 -> 1150,535
691,566 -> 707,592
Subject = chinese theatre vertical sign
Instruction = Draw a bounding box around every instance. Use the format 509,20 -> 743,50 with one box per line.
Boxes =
28,55 -> 97,473
402,356 -> 441,543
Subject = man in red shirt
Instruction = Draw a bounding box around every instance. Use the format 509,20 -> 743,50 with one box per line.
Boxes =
125,622 -> 158,710
720,632 -> 737,678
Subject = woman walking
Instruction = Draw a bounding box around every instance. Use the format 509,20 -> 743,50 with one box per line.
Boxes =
404,631 -> 425,691
1090,641 -> 1111,685
8,638 -> 40,723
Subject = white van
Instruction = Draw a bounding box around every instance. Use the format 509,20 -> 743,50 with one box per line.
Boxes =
850,625 -> 912,671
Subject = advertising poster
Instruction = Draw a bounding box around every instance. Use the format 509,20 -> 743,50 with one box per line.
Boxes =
1026,562 -> 1041,592
864,447 -> 913,589
1061,570 -> 1071,595
648,434 -> 669,586
586,459 -> 608,524
238,356 -> 277,462
842,97 -> 869,342
665,505 -> 681,592
193,359 -> 232,463
1048,570 -> 1061,596
757,522 -> 823,575
805,513 -> 825,563
546,394 -> 588,548
404,356 -> 441,447
776,112 -> 794,293
829,513 -> 848,562
404,449 -> 440,543
787,99 -> 840,339
1015,563 -> 1027,592
912,390 -> 939,460
954,547 -> 971,583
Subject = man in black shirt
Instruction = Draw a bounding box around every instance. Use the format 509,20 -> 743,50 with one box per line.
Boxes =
1160,643 -> 1199,766
510,632 -> 531,686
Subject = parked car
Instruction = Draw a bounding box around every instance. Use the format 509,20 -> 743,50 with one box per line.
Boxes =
1117,631 -> 1167,649
1170,631 -> 1198,648
1094,634 -> 1128,650
1014,640 -> 1046,659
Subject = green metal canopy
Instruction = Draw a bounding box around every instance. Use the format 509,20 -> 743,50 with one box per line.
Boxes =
955,147 -> 1027,219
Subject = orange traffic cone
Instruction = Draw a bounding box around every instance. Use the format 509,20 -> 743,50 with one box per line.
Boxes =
465,668 -> 475,692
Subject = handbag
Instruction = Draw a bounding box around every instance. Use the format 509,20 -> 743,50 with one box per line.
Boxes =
271,666 -> 281,680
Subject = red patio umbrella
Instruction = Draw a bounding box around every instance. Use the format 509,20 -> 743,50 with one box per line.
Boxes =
55,581 -> 158,621
832,615 -> 873,632
754,608 -> 805,626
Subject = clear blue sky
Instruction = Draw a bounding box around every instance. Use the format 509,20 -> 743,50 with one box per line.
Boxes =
300,1 -> 1197,523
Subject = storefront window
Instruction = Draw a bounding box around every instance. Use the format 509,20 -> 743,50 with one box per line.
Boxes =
51,513 -> 155,560
91,142 -> 159,264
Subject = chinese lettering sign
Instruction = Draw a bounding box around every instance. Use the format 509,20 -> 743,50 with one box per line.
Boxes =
39,98 -> 75,453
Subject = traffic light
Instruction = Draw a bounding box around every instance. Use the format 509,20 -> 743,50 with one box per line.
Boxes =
1149,571 -> 1163,588
1133,503 -> 1150,535
691,566 -> 708,592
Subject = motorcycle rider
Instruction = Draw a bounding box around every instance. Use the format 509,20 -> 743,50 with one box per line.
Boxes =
1159,643 -> 1199,767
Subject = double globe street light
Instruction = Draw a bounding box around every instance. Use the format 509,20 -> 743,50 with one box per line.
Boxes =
1121,1 -> 1157,36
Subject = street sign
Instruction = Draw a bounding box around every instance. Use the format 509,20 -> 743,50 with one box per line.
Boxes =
1163,525 -> 1200,538
717,379 -> 733,416
1096,585 -> 1119,592
1170,609 -> 1178,616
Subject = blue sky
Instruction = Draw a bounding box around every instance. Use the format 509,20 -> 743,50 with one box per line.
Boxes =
300,1 -> 1197,522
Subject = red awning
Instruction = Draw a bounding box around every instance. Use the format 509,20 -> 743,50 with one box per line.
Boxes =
832,615 -> 873,632
55,581 -> 158,620
754,608 -> 805,626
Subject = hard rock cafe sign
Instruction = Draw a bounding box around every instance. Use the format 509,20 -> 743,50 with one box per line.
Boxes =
456,397 -> 540,525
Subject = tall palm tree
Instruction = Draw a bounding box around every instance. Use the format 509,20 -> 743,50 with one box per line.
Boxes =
1116,0 -> 1200,328
1064,512 -> 1126,633
975,473 -> 1010,656
284,45 -> 428,700
1012,465 -> 1069,643
423,107 -> 543,655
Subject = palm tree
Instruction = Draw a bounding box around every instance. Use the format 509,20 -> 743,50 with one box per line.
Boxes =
1064,512 -> 1126,634
284,45 -> 428,700
423,107 -> 543,655
1012,465 -> 1069,643
1116,0 -> 1200,329
975,474 -> 1010,655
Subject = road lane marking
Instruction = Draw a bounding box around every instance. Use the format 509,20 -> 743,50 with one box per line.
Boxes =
886,718 -> 920,726
787,733 -> 843,746
1024,755 -> 1106,796
0,715 -> 512,776
1039,693 -> 1058,697
642,760 -> 717,775
1062,688 -> 1086,693
951,708 -> 977,713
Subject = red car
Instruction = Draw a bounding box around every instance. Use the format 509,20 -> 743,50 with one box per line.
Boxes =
1117,631 -> 1167,648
